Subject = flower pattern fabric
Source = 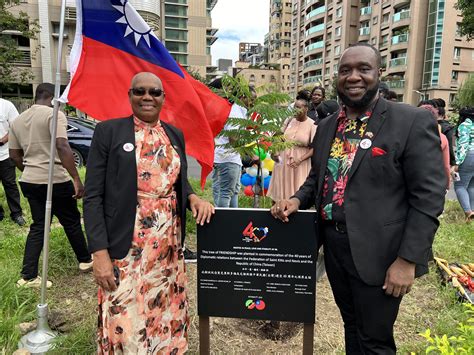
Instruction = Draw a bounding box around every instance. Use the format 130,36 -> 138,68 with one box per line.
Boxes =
97,117 -> 188,354
320,109 -> 372,222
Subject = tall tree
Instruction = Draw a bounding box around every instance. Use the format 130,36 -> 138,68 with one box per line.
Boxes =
0,0 -> 39,84
455,0 -> 474,40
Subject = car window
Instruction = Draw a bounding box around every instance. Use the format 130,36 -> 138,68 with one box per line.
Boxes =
73,120 -> 96,129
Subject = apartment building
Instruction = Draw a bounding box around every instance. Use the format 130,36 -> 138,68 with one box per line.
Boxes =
1,0 -> 218,97
290,0 -> 474,108
267,0 -> 293,93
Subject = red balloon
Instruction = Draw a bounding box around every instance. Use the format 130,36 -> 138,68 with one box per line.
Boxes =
244,185 -> 254,196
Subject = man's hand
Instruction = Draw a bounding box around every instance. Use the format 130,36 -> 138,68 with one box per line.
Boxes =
270,198 -> 300,222
451,165 -> 459,173
72,177 -> 84,199
93,250 -> 117,292
383,257 -> 416,297
189,194 -> 215,225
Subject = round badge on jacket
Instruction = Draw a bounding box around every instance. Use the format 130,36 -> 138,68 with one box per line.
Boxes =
123,143 -> 134,152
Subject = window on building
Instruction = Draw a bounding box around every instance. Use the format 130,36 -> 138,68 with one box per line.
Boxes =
373,16 -> 378,25
333,64 -> 338,73
382,13 -> 390,24
451,71 -> 459,81
381,34 -> 389,45
449,93 -> 456,104
454,47 -> 461,59
249,74 -> 255,83
325,67 -> 330,75
372,37 -> 377,45
335,45 -> 341,55
261,75 -> 265,79
336,7 -> 343,18
335,26 -> 342,37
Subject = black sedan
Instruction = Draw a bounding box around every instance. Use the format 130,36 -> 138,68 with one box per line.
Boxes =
67,117 -> 96,167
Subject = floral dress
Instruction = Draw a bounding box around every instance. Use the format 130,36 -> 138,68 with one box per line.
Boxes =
97,117 -> 189,354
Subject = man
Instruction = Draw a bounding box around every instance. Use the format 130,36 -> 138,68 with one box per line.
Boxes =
435,99 -> 455,167
209,77 -> 246,209
271,43 -> 446,353
9,83 -> 92,288
0,98 -> 25,226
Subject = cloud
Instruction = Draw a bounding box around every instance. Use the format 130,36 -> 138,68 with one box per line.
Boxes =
211,0 -> 269,65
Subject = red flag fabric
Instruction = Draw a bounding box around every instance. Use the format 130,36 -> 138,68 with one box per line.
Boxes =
61,0 -> 231,187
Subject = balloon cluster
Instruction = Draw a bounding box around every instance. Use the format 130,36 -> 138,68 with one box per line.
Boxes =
241,146 -> 275,197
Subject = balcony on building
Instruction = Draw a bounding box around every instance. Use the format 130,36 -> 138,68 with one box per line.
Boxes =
393,0 -> 411,7
11,47 -> 31,66
386,79 -> 405,89
303,57 -> 323,70
391,32 -> 408,45
305,5 -> 326,22
304,40 -> 324,53
392,9 -> 410,28
305,23 -> 325,37
360,6 -> 372,20
389,57 -> 407,68
303,75 -> 322,85
359,26 -> 370,41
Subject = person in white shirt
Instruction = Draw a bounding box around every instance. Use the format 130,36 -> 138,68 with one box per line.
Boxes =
212,103 -> 246,207
0,98 -> 24,226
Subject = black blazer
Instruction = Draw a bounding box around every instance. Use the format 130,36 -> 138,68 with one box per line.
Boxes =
83,116 -> 194,259
294,99 -> 447,285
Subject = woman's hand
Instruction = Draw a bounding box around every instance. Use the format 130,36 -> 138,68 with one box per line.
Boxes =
289,157 -> 301,169
93,250 -> 117,292
189,194 -> 215,225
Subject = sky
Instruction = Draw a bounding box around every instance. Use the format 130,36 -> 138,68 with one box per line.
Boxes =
211,0 -> 270,66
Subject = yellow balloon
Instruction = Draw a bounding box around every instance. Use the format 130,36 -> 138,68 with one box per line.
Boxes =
263,158 -> 275,172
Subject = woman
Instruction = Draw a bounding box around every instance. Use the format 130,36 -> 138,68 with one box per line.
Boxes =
267,99 -> 316,201
453,107 -> 474,222
84,72 -> 214,354
307,86 -> 325,123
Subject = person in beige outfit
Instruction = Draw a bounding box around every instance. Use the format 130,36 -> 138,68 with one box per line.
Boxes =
267,99 -> 316,201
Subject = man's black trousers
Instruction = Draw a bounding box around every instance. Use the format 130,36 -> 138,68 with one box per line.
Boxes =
322,224 -> 402,354
0,158 -> 22,219
19,181 -> 91,280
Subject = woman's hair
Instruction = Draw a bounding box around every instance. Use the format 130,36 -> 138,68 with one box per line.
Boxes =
457,107 -> 474,128
310,86 -> 325,98
296,89 -> 311,101
419,104 -> 438,119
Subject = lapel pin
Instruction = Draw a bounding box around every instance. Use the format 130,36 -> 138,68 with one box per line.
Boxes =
359,138 -> 372,150
123,143 -> 134,152
365,131 -> 374,139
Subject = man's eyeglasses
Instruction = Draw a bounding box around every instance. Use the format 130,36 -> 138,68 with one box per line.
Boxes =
129,87 -> 164,97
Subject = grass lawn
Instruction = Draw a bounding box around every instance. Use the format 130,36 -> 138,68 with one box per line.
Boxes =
0,168 -> 472,353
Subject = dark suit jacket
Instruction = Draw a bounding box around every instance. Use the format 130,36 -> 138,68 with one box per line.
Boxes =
294,98 -> 446,285
83,116 -> 194,259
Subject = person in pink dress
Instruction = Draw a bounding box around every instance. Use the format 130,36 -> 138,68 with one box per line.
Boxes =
267,99 -> 316,201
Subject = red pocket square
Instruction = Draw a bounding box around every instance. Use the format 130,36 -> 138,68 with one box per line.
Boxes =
372,147 -> 387,157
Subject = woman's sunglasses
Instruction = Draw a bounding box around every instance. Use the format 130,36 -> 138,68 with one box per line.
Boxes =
129,87 -> 164,97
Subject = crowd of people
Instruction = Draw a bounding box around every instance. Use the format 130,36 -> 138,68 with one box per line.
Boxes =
0,41 -> 473,354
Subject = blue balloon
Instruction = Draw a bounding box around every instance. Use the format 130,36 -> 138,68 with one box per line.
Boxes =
241,173 -> 256,187
263,176 -> 271,189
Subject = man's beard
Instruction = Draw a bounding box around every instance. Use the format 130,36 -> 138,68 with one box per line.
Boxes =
337,83 -> 379,109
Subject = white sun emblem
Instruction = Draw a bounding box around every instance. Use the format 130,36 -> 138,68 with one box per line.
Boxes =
113,0 -> 157,47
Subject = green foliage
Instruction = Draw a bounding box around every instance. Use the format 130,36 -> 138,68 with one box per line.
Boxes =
0,0 -> 40,84
217,75 -> 295,158
451,74 -> 474,111
420,303 -> 474,354
455,0 -> 474,40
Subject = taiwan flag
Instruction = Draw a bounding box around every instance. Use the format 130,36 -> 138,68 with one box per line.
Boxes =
62,0 -> 231,185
